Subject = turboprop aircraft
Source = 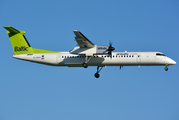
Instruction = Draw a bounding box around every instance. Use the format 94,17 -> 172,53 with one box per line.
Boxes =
4,26 -> 176,78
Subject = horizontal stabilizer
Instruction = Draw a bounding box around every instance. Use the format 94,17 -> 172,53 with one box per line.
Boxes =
4,26 -> 22,34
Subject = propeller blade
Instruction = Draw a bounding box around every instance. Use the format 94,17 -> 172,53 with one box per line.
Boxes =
107,42 -> 115,53
108,51 -> 111,55
106,42 -> 115,59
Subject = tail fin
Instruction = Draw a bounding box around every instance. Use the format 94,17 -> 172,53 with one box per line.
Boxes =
4,26 -> 34,55
4,26 -> 58,55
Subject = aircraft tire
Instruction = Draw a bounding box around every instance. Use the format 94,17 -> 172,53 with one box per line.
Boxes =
83,63 -> 88,68
94,73 -> 100,78
165,67 -> 168,71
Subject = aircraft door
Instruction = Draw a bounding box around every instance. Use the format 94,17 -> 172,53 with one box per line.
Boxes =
56,54 -> 62,63
137,54 -> 141,63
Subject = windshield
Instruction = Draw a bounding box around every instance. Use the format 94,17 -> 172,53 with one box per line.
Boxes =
156,53 -> 166,56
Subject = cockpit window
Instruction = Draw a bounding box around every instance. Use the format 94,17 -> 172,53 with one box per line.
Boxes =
156,53 -> 166,56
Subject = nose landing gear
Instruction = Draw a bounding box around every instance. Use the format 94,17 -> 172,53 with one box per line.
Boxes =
165,64 -> 168,71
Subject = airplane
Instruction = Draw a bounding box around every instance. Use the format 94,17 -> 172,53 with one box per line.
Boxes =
4,26 -> 176,78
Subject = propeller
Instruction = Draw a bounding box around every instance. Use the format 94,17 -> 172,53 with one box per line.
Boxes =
106,42 -> 115,57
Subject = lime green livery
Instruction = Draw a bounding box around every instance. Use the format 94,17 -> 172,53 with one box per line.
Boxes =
4,26 -> 59,55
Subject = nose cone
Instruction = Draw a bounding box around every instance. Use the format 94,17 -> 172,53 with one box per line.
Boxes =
167,58 -> 176,65
171,59 -> 176,65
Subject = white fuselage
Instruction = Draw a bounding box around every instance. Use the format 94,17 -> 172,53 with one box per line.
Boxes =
13,52 -> 176,67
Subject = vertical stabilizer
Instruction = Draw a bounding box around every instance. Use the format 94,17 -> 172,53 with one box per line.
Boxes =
4,26 -> 34,55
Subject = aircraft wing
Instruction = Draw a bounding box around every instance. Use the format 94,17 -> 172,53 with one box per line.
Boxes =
73,30 -> 95,48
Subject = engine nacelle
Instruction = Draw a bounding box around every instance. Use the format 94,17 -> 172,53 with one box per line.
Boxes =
70,45 -> 109,56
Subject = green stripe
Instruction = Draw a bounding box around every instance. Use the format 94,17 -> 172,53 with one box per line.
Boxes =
32,48 -> 59,53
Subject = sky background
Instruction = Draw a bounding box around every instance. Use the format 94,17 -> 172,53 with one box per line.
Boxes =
0,0 -> 179,120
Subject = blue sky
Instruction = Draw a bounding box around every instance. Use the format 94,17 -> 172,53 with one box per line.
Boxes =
0,0 -> 179,120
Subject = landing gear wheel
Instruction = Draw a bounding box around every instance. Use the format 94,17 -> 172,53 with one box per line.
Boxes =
83,63 -> 88,68
94,73 -> 100,78
165,66 -> 168,71
94,66 -> 103,78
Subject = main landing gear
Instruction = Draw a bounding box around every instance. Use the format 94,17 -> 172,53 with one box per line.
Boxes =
82,56 -> 92,68
94,66 -> 103,78
82,56 -> 103,78
83,63 -> 88,68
